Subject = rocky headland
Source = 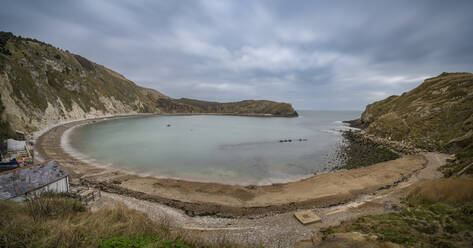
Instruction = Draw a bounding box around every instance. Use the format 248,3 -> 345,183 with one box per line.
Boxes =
344,72 -> 473,175
0,31 -> 297,141
315,73 -> 473,247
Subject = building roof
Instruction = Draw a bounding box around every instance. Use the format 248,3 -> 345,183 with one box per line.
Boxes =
0,160 -> 68,200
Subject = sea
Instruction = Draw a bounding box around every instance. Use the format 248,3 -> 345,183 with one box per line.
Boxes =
64,110 -> 360,185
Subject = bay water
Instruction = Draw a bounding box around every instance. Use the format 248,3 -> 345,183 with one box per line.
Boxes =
66,111 -> 360,185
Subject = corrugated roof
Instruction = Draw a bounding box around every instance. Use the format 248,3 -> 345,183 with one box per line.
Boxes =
0,160 -> 68,200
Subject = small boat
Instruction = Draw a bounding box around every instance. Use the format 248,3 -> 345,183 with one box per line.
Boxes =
0,158 -> 20,172
0,158 -> 19,166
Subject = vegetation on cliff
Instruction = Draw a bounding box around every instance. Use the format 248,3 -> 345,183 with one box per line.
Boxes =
0,31 -> 165,134
359,72 -> 472,150
0,98 -> 16,141
321,73 -> 473,247
355,72 -> 473,175
158,98 -> 298,116
0,31 -> 297,140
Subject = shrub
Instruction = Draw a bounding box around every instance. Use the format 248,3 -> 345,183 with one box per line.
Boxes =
24,192 -> 85,221
0,195 -> 176,248
406,178 -> 473,206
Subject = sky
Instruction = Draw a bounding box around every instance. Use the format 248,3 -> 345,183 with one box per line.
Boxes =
1,1 -> 472,110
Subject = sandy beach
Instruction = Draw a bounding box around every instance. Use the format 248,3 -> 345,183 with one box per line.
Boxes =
36,116 -> 428,217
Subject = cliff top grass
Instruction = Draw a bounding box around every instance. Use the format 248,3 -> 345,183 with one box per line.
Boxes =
358,72 -> 473,175
361,72 -> 473,150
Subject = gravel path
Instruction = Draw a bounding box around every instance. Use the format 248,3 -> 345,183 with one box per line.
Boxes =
90,152 -> 448,247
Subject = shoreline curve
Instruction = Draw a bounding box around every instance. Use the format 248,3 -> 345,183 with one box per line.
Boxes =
60,114 -> 338,186
35,115 -> 427,217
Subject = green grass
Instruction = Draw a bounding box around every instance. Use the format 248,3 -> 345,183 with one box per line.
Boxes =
0,193 -> 184,248
98,236 -> 189,248
322,178 -> 473,247
323,202 -> 473,247
0,193 -> 257,248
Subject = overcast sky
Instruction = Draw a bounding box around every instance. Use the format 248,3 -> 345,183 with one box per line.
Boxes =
1,0 -> 472,110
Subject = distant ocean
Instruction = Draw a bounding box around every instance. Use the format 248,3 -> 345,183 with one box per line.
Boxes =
64,110 -> 361,185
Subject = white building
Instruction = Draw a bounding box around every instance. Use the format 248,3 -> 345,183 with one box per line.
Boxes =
0,160 -> 69,201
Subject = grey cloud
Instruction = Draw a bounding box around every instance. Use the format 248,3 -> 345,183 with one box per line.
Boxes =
1,0 -> 472,110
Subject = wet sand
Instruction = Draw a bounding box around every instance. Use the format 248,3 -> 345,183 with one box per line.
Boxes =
36,117 -> 427,217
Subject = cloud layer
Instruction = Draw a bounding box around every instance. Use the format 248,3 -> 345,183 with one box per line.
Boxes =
1,0 -> 472,110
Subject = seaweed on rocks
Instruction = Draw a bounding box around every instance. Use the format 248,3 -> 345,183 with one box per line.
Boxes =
340,130 -> 401,170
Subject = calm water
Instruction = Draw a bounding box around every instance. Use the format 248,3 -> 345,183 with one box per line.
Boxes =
65,111 -> 360,185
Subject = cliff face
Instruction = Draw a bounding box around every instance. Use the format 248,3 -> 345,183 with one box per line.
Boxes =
0,32 -> 166,134
0,32 -> 297,135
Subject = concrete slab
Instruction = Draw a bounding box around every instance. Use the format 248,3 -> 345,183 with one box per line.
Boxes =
294,210 -> 321,224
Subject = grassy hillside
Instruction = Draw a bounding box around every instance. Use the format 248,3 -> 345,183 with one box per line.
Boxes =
0,32 -> 163,113
360,72 -> 472,151
321,178 -> 473,248
0,193 -> 190,248
317,73 -> 473,248
0,31 -> 165,134
0,193 -> 247,248
0,31 -> 297,140
356,72 -> 473,175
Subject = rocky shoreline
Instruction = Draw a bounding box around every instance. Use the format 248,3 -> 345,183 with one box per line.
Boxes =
338,120 -> 426,170
340,130 -> 426,169
343,120 -> 424,154
339,130 -> 401,170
